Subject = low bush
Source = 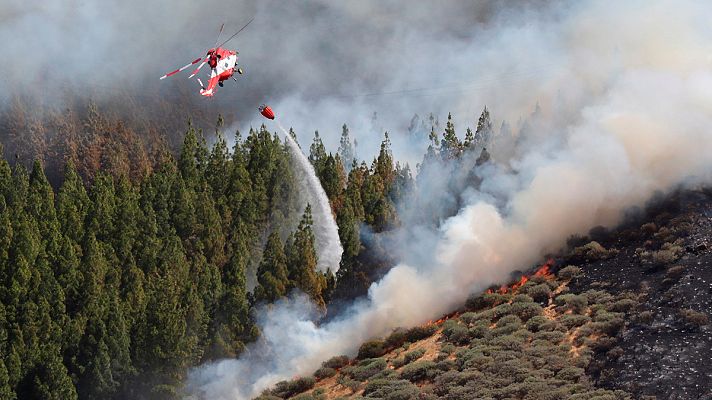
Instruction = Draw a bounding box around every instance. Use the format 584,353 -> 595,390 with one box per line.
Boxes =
459,311 -> 479,324
363,379 -> 419,400
442,320 -> 470,345
525,283 -> 552,303
680,309 -> 710,327
559,314 -> 590,329
592,311 -> 625,335
400,360 -> 438,382
556,294 -> 588,314
322,355 -> 350,369
511,301 -> 543,321
652,242 -> 683,265
403,325 -> 437,343
665,265 -> 686,280
582,290 -> 613,305
357,340 -> 387,359
558,265 -> 582,280
392,348 -> 426,368
573,241 -> 615,260
525,315 -> 549,332
313,367 -> 336,379
271,376 -> 316,398
345,358 -> 387,381
607,298 -> 637,312
466,292 -> 510,310
403,348 -> 426,364
640,222 -> 657,234
336,375 -> 361,392
534,330 -> 565,343
556,366 -> 585,382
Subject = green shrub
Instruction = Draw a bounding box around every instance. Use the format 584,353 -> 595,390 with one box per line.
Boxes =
526,315 -> 549,332
459,312 -> 479,324
403,325 -> 437,342
652,242 -> 683,265
510,301 -> 543,321
271,376 -> 316,398
467,292 -> 510,310
640,222 -> 657,234
292,393 -> 317,400
637,310 -> 654,324
404,348 -> 426,364
322,355 -> 350,369
665,265 -> 686,280
313,367 -> 336,379
556,366 -> 585,382
591,311 -> 625,335
442,320 -> 470,345
392,347 -> 426,369
680,309 -> 710,327
400,360 -> 437,382
357,340 -> 387,359
559,314 -> 590,329
254,395 -> 282,400
582,290 -> 613,305
336,375 -> 361,392
384,328 -> 408,349
363,379 -> 418,400
607,299 -> 637,312
589,335 -> 617,353
556,294 -> 588,314
440,343 -> 456,355
558,265 -> 583,280
534,330 -> 565,343
525,283 -> 552,303
345,358 -> 387,381
573,241 -> 614,260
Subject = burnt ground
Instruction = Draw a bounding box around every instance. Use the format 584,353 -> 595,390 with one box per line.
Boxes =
565,189 -> 712,400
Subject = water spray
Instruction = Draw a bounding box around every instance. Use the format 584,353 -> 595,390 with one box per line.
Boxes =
276,120 -> 343,272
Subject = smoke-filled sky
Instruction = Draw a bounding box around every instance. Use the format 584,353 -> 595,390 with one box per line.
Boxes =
2,0 -> 563,163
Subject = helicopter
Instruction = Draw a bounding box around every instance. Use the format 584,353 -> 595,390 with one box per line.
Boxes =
159,18 -> 253,97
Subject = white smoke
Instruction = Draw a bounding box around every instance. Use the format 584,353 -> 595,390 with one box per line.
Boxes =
187,1 -> 712,398
279,122 -> 343,272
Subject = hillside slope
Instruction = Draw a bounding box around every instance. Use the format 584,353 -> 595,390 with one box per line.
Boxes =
258,189 -> 712,400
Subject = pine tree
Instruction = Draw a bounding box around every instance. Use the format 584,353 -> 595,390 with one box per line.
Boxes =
338,124 -> 355,170
254,232 -> 289,303
178,122 -> 200,187
374,133 -> 395,188
475,106 -> 493,147
441,113 -> 461,160
30,344 -> 77,400
319,154 -> 346,210
308,131 -> 327,174
286,205 -> 323,306
464,127 -> 475,148
336,200 -> 360,262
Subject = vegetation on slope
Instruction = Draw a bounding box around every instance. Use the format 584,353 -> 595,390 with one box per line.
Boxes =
260,263 -> 638,400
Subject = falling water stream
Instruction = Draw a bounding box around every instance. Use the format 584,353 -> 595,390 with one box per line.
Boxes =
278,122 -> 343,272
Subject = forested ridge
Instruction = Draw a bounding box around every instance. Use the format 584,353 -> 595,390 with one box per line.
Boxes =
0,102 -> 497,399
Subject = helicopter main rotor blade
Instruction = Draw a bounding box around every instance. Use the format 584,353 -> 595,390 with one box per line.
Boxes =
188,57 -> 209,78
217,17 -> 254,48
212,23 -> 225,48
160,57 -> 203,80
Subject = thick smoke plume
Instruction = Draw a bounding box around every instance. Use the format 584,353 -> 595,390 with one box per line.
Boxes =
280,123 -> 343,272
187,1 -> 712,399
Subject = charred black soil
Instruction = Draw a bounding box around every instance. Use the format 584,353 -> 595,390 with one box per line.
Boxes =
566,189 -> 712,399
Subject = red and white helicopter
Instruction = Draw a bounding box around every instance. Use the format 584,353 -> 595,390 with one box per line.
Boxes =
160,19 -> 253,97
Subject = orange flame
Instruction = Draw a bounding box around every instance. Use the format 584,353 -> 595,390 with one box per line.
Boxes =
485,258 -> 555,295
